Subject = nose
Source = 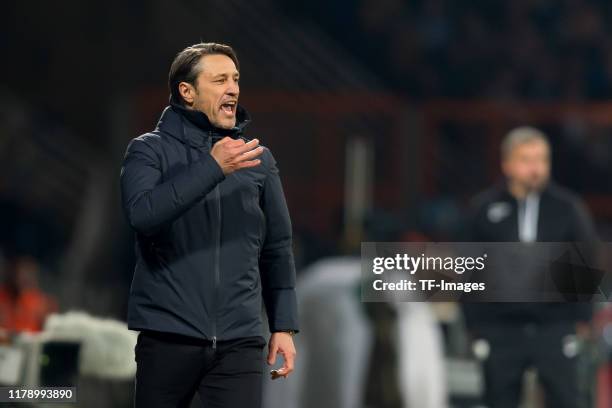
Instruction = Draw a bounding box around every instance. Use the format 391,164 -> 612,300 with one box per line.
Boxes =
226,78 -> 239,96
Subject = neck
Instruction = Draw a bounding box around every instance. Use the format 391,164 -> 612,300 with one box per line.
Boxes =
171,100 -> 223,133
508,181 -> 528,200
507,180 -> 546,200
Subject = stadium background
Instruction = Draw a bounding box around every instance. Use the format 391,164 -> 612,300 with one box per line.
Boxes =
1,0 -> 612,407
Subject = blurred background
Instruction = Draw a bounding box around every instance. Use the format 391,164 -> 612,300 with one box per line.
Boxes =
1,0 -> 612,407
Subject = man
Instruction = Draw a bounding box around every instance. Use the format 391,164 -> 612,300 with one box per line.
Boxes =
464,127 -> 597,408
0,255 -> 57,334
120,43 -> 298,408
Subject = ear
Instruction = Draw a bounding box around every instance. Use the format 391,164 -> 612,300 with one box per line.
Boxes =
178,82 -> 196,105
501,159 -> 509,177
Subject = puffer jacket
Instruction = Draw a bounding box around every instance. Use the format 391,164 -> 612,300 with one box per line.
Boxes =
120,101 -> 299,346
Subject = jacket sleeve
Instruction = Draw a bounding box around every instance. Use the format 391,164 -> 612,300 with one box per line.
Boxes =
569,197 -> 598,322
259,149 -> 299,333
570,198 -> 598,242
120,136 -> 225,236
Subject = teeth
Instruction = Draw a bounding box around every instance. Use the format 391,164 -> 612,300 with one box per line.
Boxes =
221,101 -> 236,115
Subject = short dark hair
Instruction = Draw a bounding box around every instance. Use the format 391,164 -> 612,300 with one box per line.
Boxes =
168,42 -> 239,105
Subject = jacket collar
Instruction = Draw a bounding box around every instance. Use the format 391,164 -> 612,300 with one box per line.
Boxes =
155,100 -> 251,147
499,179 -> 554,202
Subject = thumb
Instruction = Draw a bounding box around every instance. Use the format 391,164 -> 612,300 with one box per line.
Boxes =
267,343 -> 278,366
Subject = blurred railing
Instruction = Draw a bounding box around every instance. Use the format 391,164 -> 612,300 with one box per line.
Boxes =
133,91 -> 612,240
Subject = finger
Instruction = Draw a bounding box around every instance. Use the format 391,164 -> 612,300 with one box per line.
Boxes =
238,146 -> 264,162
236,159 -> 261,170
234,138 -> 259,155
272,367 -> 287,379
267,343 -> 278,365
275,350 -> 294,378
277,367 -> 292,379
217,136 -> 234,145
282,351 -> 295,375
226,138 -> 246,148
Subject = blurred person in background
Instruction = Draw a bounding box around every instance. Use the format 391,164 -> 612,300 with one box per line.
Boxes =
120,42 -> 298,408
0,255 -> 58,339
464,127 -> 597,408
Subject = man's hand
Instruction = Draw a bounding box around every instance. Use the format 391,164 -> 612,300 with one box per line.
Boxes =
210,137 -> 263,175
267,332 -> 296,379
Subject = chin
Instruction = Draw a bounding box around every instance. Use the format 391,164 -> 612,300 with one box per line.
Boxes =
214,119 -> 236,129
528,181 -> 547,192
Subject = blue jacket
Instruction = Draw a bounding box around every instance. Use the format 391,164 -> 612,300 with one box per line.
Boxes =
120,102 -> 299,344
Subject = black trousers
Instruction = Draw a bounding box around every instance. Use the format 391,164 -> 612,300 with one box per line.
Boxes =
133,330 -> 267,408
479,322 -> 582,408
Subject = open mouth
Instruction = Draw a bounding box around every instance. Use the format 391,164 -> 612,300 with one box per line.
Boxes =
220,100 -> 236,116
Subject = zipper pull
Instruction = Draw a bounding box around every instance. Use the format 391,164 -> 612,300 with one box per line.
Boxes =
212,336 -> 217,350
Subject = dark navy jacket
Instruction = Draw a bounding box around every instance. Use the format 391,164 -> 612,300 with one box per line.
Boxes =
464,181 -> 597,328
120,102 -> 299,344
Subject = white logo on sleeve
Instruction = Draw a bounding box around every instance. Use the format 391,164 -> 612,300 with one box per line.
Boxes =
487,202 -> 511,223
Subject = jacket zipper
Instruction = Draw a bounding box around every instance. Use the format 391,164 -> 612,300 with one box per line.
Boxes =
213,184 -> 221,350
210,132 -> 221,351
